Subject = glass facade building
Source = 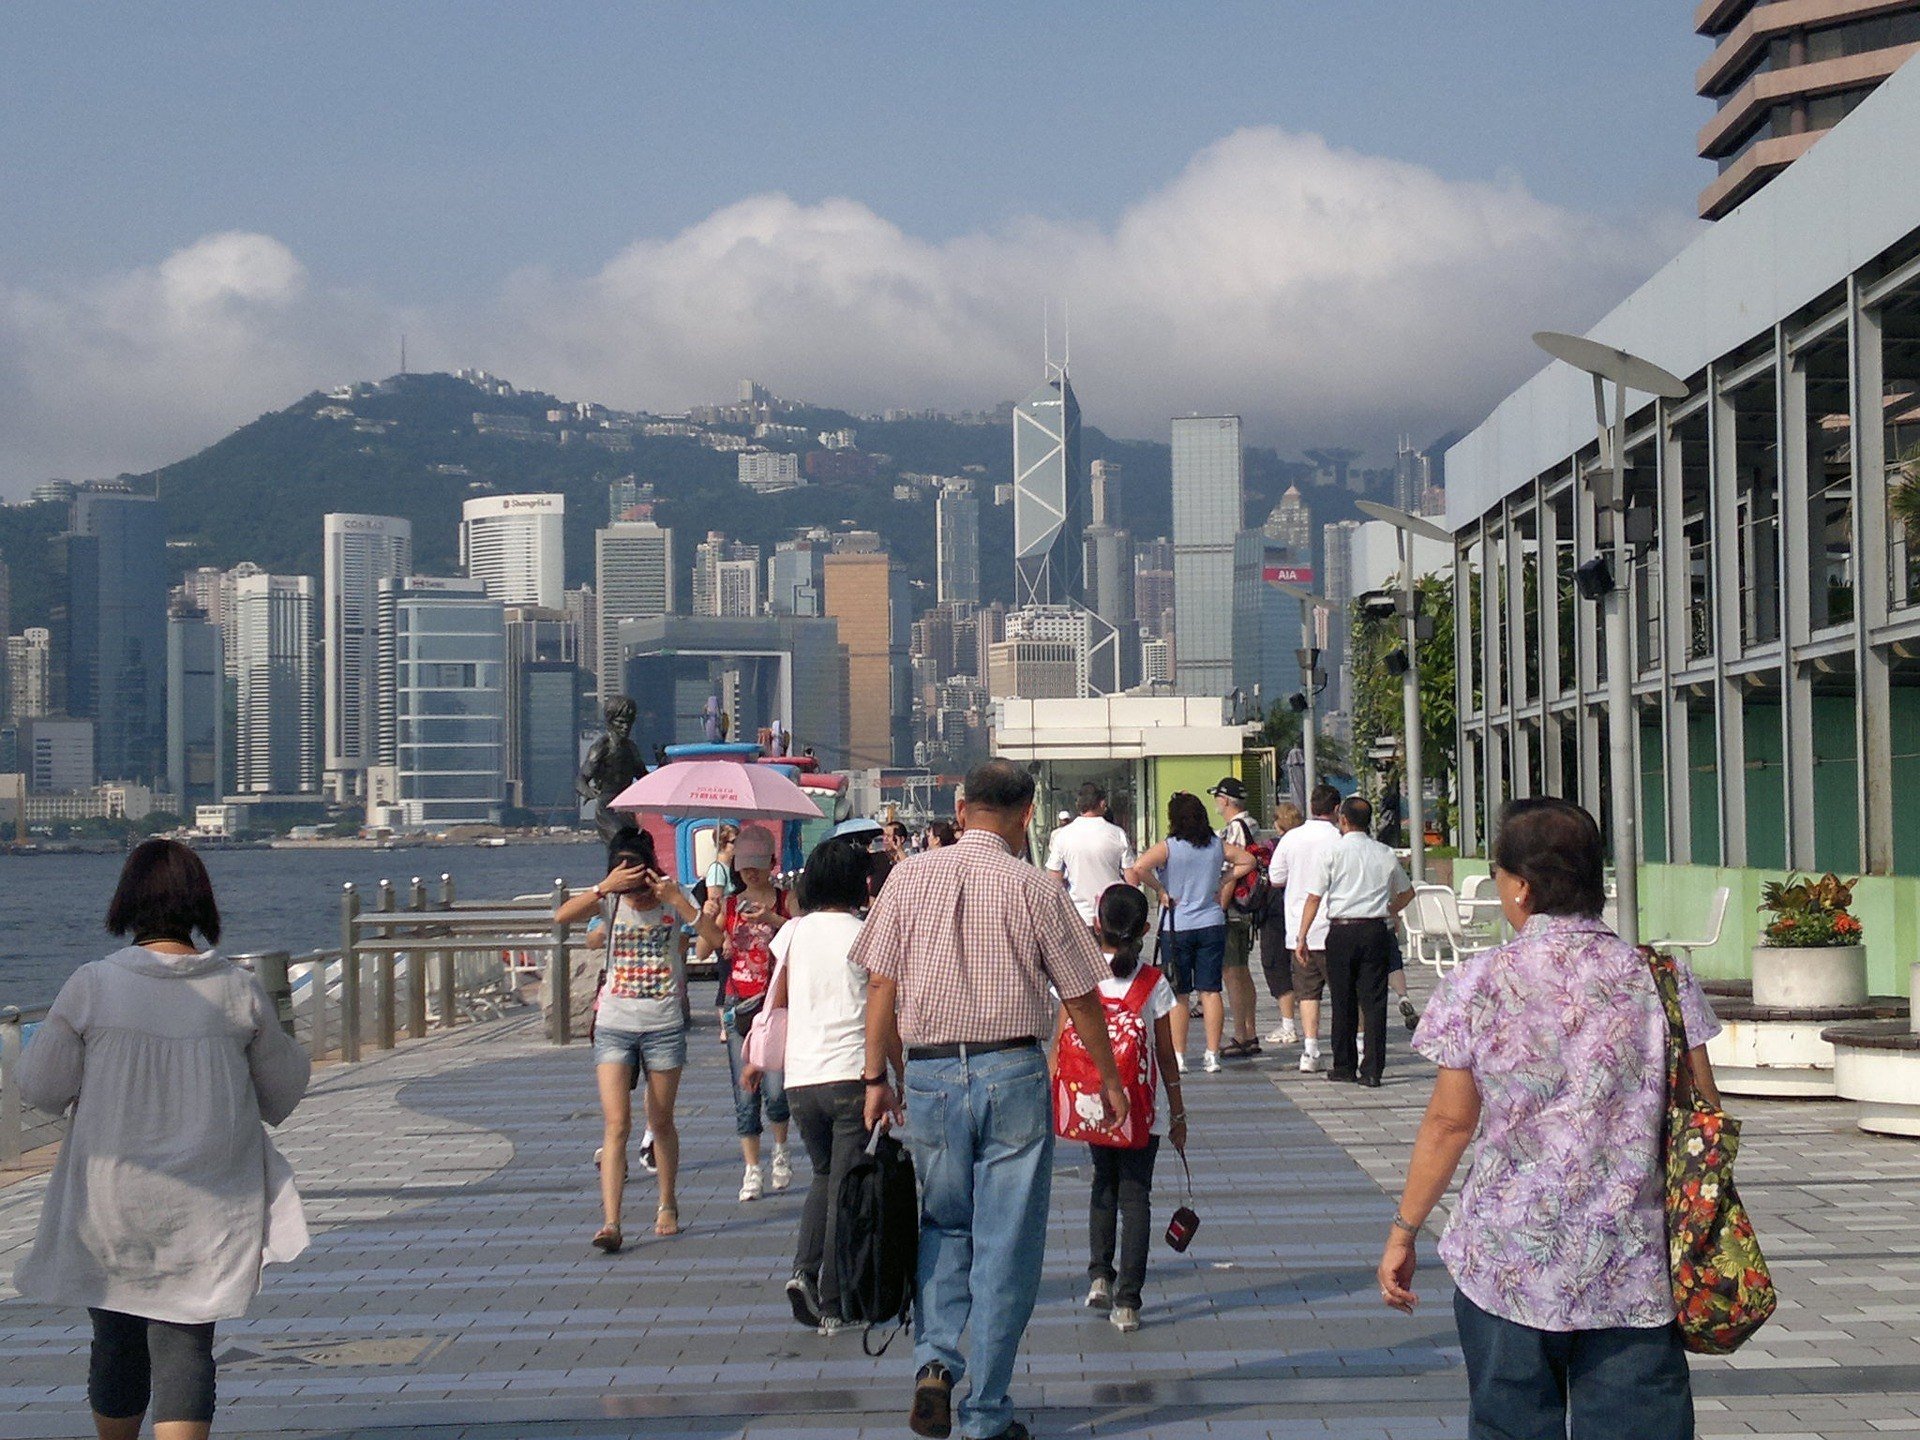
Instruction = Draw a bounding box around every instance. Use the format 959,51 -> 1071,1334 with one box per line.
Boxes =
376,577 -> 506,830
1172,415 -> 1243,696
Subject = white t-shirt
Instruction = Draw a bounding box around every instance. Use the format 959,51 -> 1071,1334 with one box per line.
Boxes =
770,911 -> 867,1089
1307,830 -> 1413,920
1098,966 -> 1178,1136
1045,814 -> 1138,924
1269,817 -> 1341,950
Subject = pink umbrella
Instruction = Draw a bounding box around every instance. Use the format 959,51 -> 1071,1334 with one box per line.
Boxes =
607,760 -> 824,821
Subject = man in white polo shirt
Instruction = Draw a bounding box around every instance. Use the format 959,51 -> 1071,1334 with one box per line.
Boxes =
1044,782 -> 1137,925
1295,794 -> 1413,1088
1268,782 -> 1343,1072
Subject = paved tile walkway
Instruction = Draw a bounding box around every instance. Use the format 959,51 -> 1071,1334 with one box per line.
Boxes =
2,971 -> 1919,1439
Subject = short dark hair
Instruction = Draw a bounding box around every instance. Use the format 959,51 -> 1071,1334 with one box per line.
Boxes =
107,839 -> 221,947
928,820 -> 957,847
1096,883 -> 1151,979
1167,791 -> 1214,847
796,836 -> 870,912
1309,783 -> 1341,818
964,758 -> 1035,812
1076,782 -> 1106,815
1491,797 -> 1606,918
1340,795 -> 1374,833
606,826 -> 659,874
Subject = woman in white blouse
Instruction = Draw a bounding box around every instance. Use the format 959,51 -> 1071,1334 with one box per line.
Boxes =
14,839 -> 311,1440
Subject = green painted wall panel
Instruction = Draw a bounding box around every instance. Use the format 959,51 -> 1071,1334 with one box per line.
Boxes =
1687,707 -> 1720,865
1744,700 -> 1787,870
1810,694 -> 1859,874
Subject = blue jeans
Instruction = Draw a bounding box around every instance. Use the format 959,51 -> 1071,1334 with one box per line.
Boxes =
1163,923 -> 1227,995
904,1045 -> 1052,1440
723,1008 -> 789,1137
1454,1289 -> 1694,1439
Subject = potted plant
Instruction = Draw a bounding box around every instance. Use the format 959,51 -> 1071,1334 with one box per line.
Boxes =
1750,872 -> 1868,1009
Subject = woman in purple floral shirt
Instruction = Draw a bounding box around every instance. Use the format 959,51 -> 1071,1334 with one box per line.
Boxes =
1380,798 -> 1723,1438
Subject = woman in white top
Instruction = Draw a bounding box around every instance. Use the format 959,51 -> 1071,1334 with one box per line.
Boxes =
14,839 -> 311,1440
556,827 -> 700,1251
747,839 -> 900,1335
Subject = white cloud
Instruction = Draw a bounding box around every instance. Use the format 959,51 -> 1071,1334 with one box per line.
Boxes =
0,129 -> 1684,492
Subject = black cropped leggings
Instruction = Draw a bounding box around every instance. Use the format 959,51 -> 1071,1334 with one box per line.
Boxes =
88,1308 -> 217,1424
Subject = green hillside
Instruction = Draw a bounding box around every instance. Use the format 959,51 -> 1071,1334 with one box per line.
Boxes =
0,371 -> 1380,631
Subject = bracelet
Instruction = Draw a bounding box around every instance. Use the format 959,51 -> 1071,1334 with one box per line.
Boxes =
862,1073 -> 892,1088
1168,1111 -> 1187,1122
1390,1212 -> 1422,1236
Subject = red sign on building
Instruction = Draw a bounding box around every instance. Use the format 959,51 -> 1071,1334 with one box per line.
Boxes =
1263,564 -> 1315,586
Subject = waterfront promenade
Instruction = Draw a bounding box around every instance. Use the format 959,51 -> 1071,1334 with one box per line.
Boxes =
4,981 -> 1920,1439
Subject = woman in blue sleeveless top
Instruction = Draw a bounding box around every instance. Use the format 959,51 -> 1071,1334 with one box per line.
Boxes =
1127,792 -> 1255,1074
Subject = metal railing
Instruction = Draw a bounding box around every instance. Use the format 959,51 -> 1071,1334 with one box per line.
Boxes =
2,873 -> 584,1168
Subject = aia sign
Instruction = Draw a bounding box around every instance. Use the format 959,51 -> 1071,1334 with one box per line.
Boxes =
1263,564 -> 1314,586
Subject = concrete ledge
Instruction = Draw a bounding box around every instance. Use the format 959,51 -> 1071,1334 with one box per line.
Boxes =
1823,1019 -> 1920,1138
1709,1018 -> 1842,1098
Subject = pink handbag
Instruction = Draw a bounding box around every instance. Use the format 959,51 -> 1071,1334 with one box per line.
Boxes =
743,955 -> 787,1071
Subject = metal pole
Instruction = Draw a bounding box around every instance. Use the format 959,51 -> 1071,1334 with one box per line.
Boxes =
253,952 -> 296,1037
1,1007 -> 22,1169
1300,608 -> 1318,798
1401,535 -> 1426,885
339,885 -> 361,1063
374,879 -> 396,1050
407,877 -> 428,1039
549,878 -> 572,1046
1606,378 -> 1640,944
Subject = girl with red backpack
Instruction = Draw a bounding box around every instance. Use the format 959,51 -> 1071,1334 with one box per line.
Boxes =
1052,884 -> 1188,1333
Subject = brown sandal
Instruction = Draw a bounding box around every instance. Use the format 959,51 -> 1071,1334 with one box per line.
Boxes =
591,1223 -> 623,1253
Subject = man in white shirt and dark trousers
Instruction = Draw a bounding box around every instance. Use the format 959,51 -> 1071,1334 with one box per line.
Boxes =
1267,783 -> 1343,1073
1044,783 -> 1137,926
1295,795 -> 1412,1087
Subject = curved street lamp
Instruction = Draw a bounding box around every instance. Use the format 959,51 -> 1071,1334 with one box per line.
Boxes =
1532,331 -> 1688,945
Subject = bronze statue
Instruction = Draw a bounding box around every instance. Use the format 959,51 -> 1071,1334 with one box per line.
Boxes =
577,696 -> 648,841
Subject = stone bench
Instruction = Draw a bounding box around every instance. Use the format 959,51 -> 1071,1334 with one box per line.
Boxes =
1820,1019 -> 1920,1138
1703,981 -> 1910,1099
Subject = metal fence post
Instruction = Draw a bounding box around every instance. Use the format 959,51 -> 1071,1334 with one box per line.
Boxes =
406,876 -> 428,1039
436,873 -> 458,1028
340,885 -> 361,1063
549,877 -> 572,1046
303,953 -> 330,1061
1,1008 -> 22,1169
374,879 -> 396,1050
253,952 -> 296,1037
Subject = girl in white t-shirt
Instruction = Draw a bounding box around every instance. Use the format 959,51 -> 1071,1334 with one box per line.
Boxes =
747,839 -> 897,1336
1074,883 -> 1187,1334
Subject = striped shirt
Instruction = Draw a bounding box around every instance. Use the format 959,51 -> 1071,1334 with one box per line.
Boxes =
850,828 -> 1109,1048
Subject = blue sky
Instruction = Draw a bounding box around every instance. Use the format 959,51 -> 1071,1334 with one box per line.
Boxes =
0,2 -> 1712,489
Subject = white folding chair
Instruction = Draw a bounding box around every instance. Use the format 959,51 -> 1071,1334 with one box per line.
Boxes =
1645,885 -> 1730,965
1410,885 -> 1498,975
1457,873 -> 1498,906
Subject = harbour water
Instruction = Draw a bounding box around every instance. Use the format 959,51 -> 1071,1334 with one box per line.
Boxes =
0,841 -> 605,1009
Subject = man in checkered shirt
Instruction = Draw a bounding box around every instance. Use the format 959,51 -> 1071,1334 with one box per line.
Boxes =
856,758 -> 1126,1440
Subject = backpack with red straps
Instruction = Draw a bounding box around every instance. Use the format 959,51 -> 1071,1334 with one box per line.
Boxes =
1053,965 -> 1162,1150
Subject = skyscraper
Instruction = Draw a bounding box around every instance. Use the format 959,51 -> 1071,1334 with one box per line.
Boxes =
5,628 -> 50,726
935,482 -> 981,604
1394,436 -> 1422,515
1321,519 -> 1361,739
767,538 -> 826,617
233,572 -> 318,794
692,532 -> 763,617
461,494 -> 564,609
596,520 -> 675,707
1134,537 -> 1175,639
504,606 -> 579,815
374,577 -> 506,830
166,605 -> 226,811
1264,486 -> 1312,559
1081,524 -> 1135,688
68,488 -> 169,783
1172,416 -> 1243,696
324,514 -> 412,803
1012,360 -> 1083,605
823,546 -> 909,769
1089,458 -> 1123,528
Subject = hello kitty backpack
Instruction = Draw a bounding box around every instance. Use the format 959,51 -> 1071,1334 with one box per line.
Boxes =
1053,965 -> 1161,1150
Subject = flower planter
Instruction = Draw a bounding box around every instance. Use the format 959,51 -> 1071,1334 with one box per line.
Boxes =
1751,944 -> 1868,1010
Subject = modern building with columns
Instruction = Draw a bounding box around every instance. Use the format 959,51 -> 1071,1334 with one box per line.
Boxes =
1447,57 -> 1920,989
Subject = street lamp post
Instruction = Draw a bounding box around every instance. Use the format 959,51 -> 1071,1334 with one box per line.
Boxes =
1271,579 -> 1332,801
1532,332 -> 1688,947
1356,500 -> 1453,887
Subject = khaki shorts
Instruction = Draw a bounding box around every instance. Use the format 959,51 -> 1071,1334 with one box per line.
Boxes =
1223,917 -> 1254,970
1291,950 -> 1328,997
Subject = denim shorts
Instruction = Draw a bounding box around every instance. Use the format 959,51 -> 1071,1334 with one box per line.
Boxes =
1162,924 -> 1228,995
593,1022 -> 688,1075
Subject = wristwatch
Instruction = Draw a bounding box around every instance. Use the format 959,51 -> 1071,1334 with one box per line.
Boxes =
1390,1212 -> 1422,1236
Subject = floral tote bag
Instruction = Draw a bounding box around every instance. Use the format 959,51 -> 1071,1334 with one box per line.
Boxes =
1646,948 -> 1778,1354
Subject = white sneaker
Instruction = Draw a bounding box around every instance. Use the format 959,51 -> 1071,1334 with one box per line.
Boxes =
1175,1053 -> 1187,1074
1265,1022 -> 1298,1046
770,1144 -> 793,1192
739,1163 -> 763,1203
1111,1305 -> 1141,1333
1202,1050 -> 1222,1074
1299,1048 -> 1325,1074
1085,1277 -> 1112,1310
